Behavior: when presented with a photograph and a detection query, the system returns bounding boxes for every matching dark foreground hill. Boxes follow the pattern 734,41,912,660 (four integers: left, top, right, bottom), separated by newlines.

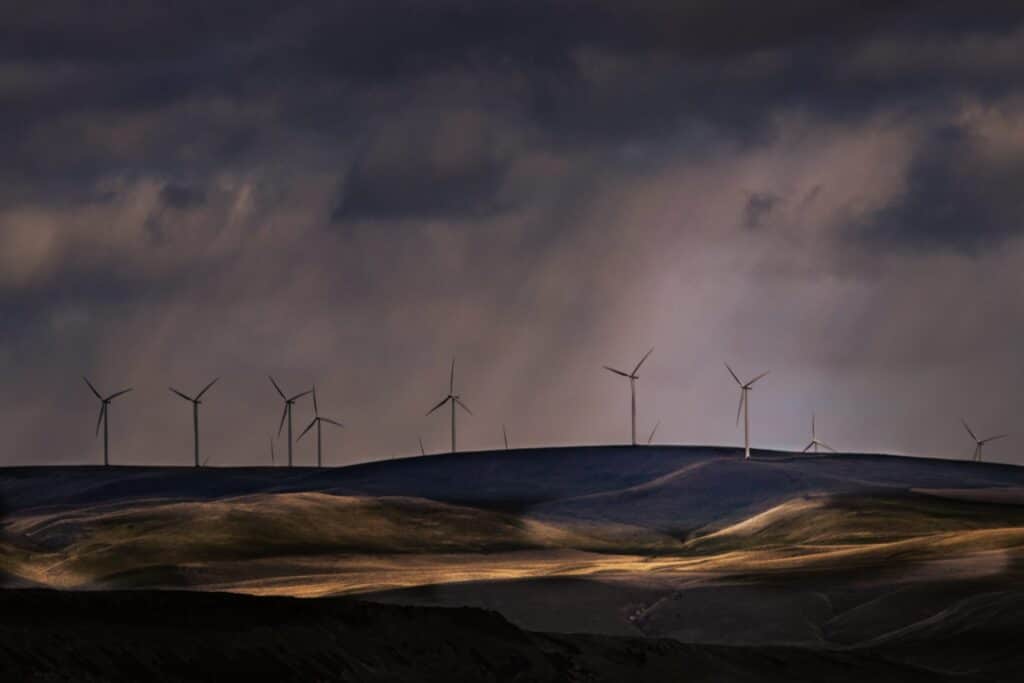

1,588,1017,682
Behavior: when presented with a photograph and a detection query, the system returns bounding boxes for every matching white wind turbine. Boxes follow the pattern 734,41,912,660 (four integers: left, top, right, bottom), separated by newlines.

269,376,312,467
83,377,132,466
426,358,472,453
962,419,1008,462
801,413,835,454
168,377,218,467
725,363,769,460
603,347,654,446
297,385,343,467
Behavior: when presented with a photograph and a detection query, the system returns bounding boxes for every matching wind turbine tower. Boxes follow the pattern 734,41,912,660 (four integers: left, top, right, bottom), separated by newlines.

603,348,654,446
169,377,219,467
83,377,132,466
427,358,472,453
725,363,769,460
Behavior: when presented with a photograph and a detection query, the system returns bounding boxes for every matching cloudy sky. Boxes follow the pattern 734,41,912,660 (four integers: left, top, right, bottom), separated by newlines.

2,1,1023,467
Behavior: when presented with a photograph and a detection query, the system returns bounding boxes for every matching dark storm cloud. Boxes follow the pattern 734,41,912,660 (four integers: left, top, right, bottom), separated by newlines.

160,183,207,209
858,124,1024,253
743,193,781,230
334,158,507,222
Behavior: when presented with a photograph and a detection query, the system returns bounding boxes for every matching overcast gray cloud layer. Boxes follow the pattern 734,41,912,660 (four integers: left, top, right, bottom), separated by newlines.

2,1,1023,466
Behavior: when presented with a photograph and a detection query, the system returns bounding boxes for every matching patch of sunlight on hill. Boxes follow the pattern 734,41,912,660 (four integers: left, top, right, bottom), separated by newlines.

4,492,681,587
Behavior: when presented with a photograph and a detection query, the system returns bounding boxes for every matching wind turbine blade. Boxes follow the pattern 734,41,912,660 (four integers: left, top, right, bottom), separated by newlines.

818,441,837,453
450,358,455,395
981,434,1009,444
961,419,978,442
747,370,770,386
647,420,660,445
802,442,813,453
632,347,654,375
196,377,219,400
724,363,741,386
321,417,343,428
83,376,102,400
107,388,132,401
169,387,192,402
297,419,316,441
419,437,425,456
603,366,630,378
277,405,288,437
736,391,744,426
269,376,286,399
426,396,450,415
312,385,319,416
289,389,313,402
95,404,106,436
455,397,472,415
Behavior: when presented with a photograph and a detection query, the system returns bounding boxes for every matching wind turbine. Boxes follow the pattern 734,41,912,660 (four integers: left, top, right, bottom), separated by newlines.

962,419,1008,462
269,376,312,467
168,377,218,467
725,363,769,460
801,413,835,454
298,385,343,467
647,420,660,446
503,425,509,450
603,347,654,446
83,377,132,466
426,358,472,453
270,436,276,465
419,436,426,456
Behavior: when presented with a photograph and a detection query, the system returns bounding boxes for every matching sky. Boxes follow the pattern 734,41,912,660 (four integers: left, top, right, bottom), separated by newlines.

2,1,1024,467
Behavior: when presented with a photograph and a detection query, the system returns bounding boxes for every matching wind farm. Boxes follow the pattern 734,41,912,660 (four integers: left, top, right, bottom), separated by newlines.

4,2,1024,679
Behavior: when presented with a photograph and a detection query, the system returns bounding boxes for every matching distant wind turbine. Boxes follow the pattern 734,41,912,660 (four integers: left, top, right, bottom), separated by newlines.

298,385,343,467
801,413,835,454
269,376,312,467
725,363,769,460
426,358,472,453
503,425,509,450
419,437,426,456
168,377,218,467
270,436,276,465
962,419,1008,462
647,420,660,446
604,347,654,446
83,377,132,466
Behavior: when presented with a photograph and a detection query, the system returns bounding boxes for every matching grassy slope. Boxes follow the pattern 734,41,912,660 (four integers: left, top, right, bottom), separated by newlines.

2,492,681,587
